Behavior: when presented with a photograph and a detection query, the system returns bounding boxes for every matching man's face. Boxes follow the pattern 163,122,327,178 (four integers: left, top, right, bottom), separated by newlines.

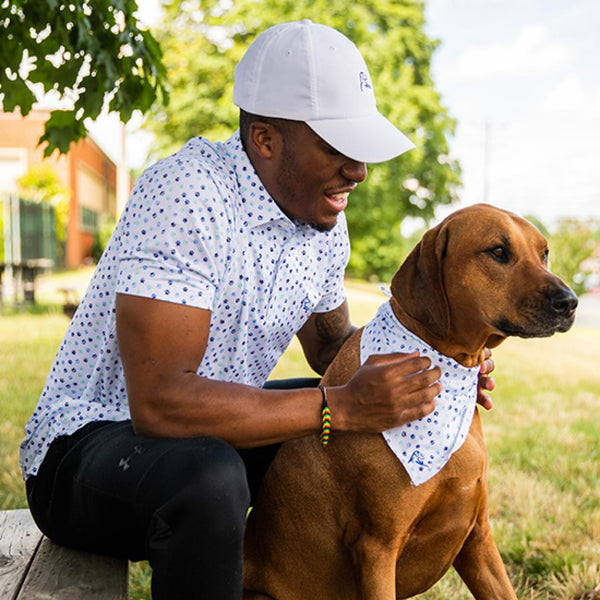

270,123,368,231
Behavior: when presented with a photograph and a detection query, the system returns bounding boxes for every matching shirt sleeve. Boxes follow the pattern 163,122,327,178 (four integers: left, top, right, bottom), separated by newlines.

115,155,232,309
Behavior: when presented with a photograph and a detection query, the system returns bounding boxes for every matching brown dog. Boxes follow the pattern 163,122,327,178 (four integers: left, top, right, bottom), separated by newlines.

243,203,578,600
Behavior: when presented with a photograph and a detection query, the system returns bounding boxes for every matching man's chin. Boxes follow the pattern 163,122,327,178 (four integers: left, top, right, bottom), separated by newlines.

312,221,336,233
301,216,338,233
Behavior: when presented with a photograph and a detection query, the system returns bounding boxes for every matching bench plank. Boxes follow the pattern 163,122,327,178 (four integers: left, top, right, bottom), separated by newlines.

0,509,42,600
17,537,128,600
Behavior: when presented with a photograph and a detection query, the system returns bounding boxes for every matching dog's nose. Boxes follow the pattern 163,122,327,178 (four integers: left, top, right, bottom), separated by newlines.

549,287,578,314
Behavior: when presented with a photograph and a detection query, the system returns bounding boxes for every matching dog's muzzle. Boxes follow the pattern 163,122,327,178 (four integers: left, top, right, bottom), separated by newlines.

495,285,578,338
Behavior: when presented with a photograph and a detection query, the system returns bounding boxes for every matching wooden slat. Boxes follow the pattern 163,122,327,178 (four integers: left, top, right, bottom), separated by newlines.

0,509,43,600
17,537,128,600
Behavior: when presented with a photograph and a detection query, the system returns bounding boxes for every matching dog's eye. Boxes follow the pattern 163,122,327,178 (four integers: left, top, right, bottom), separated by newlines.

543,248,549,264
487,246,509,263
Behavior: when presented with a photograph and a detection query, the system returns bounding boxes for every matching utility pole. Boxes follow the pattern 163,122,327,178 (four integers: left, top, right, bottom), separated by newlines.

483,120,491,204
116,121,130,218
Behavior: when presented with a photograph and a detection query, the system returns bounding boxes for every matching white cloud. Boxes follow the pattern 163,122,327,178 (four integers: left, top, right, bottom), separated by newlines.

426,0,600,222
455,25,571,81
593,88,600,112
542,76,587,112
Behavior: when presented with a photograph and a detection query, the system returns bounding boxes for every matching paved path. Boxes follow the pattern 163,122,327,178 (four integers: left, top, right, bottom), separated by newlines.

574,293,600,329
30,268,600,331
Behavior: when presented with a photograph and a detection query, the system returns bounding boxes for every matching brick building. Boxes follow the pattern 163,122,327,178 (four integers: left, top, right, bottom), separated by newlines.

0,109,118,268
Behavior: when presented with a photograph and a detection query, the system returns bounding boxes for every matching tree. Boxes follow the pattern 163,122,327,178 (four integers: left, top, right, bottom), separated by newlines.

0,0,168,156
547,218,599,297
145,0,461,280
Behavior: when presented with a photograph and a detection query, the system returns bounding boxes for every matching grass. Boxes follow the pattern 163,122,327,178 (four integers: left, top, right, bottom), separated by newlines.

1,272,599,598
415,328,600,600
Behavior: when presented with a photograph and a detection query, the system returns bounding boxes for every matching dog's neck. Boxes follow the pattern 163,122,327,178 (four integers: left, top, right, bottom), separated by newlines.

389,297,495,368
361,301,481,486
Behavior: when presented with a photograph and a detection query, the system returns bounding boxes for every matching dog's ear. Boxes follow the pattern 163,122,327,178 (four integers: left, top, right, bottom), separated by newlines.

390,221,450,340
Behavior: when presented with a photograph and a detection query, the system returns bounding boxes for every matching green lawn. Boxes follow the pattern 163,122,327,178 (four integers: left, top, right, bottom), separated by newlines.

1,277,599,598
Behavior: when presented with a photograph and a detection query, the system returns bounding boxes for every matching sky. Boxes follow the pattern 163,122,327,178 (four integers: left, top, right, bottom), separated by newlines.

424,0,600,226
88,0,600,228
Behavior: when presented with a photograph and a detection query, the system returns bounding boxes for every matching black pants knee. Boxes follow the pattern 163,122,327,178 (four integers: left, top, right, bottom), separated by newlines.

25,378,319,599
27,421,256,599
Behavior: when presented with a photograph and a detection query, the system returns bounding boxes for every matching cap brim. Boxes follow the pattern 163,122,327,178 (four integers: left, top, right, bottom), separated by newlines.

306,113,415,163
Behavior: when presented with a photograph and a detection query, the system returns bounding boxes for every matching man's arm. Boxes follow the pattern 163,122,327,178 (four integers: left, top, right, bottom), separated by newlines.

116,293,328,446
297,300,497,408
116,293,442,446
295,300,357,375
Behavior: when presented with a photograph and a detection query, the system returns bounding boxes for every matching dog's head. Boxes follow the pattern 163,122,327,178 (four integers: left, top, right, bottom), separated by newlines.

390,204,578,363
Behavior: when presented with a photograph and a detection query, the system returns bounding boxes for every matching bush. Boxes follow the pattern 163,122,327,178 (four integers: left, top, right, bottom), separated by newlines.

548,218,599,296
91,217,116,263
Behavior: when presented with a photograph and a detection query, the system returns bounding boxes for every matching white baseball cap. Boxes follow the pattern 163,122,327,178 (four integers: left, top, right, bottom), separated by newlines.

233,19,415,164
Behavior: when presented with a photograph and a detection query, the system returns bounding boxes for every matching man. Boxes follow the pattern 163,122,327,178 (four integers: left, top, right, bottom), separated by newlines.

21,20,494,599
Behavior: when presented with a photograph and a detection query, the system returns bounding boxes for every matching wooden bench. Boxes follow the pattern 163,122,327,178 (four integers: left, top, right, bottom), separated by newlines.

0,509,128,599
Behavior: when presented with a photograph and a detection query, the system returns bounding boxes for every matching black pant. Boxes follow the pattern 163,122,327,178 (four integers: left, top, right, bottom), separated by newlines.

26,378,319,600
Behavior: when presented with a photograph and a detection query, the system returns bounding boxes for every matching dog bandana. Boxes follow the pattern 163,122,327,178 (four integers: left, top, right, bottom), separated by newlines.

360,301,480,486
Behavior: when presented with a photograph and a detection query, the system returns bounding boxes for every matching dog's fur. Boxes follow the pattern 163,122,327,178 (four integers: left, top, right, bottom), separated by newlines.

243,204,578,600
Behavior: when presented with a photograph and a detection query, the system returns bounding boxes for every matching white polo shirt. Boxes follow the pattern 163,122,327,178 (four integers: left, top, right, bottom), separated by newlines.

20,131,350,479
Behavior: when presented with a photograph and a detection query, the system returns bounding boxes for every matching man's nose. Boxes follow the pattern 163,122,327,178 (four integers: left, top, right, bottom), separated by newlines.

342,160,368,183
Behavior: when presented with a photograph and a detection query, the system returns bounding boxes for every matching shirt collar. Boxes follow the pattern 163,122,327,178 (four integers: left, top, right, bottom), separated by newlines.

224,131,296,232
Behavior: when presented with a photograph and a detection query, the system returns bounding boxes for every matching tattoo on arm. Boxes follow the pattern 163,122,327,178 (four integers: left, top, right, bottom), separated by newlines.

315,308,351,341
314,303,356,368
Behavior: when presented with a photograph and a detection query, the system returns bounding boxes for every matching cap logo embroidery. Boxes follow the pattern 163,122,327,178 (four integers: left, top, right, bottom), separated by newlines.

359,72,372,92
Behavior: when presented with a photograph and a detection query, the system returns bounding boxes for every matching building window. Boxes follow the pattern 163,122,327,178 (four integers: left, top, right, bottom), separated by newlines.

80,205,99,232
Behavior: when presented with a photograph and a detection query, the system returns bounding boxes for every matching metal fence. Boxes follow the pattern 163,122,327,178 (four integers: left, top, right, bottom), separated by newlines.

1,195,57,304
1,195,56,265
19,198,56,263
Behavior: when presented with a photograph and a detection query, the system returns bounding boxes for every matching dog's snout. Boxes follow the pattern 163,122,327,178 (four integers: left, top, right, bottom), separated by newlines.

549,287,578,315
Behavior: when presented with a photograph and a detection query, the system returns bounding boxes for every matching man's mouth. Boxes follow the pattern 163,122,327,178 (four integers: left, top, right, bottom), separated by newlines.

325,191,349,212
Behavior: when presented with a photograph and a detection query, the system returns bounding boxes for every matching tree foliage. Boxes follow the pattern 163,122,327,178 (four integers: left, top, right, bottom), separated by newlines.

16,162,69,204
0,0,168,156
145,0,461,280
547,218,600,297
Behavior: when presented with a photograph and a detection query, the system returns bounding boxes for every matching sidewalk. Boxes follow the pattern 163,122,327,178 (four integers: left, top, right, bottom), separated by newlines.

575,293,600,329
34,266,96,305
18,266,600,330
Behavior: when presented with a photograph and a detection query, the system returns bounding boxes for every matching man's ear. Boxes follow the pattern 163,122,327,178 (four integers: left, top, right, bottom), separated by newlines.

248,121,280,159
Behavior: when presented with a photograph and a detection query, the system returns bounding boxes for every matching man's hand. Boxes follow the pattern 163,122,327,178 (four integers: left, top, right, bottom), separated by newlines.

477,348,495,410
327,352,442,433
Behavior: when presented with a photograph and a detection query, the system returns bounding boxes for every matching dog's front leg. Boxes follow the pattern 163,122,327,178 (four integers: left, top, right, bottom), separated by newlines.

351,533,404,600
453,516,517,600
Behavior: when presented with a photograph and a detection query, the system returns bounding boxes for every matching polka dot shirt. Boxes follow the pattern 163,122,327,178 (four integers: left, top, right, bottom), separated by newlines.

20,131,350,479
360,301,480,486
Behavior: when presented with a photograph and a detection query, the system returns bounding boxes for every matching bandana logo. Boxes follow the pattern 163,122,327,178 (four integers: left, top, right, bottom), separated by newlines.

408,450,427,468
359,72,372,92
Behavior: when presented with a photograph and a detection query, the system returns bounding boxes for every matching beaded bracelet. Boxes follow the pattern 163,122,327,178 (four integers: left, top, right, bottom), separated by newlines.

318,385,331,447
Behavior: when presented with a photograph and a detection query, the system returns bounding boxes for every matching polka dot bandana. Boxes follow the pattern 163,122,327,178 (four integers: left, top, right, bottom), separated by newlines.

360,301,480,486
20,131,350,480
